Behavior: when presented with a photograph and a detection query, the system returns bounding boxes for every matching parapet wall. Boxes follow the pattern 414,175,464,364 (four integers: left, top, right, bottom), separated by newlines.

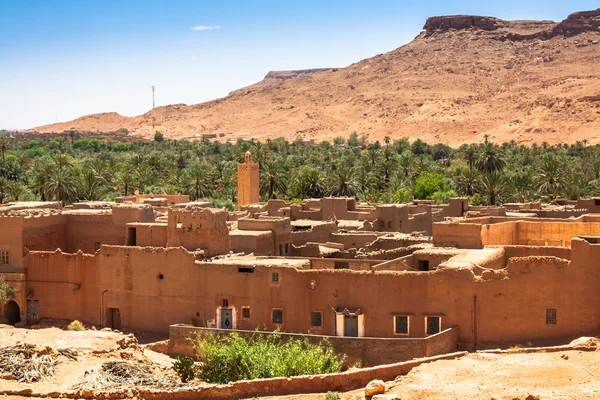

168,325,459,367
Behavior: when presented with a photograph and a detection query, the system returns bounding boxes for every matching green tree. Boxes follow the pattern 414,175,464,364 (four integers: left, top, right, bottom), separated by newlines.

413,172,446,200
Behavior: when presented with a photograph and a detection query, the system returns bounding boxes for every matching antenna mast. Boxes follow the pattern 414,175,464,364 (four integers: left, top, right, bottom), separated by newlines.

151,85,156,128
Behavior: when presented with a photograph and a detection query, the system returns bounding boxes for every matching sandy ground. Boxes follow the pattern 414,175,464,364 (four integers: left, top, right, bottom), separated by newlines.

2,324,600,399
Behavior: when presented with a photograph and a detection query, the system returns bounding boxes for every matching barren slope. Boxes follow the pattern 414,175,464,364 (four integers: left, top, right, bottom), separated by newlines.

33,10,600,145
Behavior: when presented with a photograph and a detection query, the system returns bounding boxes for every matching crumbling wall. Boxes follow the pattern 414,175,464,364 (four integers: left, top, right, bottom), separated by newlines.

167,207,230,256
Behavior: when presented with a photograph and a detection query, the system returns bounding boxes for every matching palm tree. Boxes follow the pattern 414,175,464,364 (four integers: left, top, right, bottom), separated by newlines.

454,168,479,196
475,142,506,173
260,161,287,199
182,162,213,200
477,172,506,205
0,138,9,162
562,173,589,200
536,153,565,199
398,153,413,178
44,166,78,204
462,144,478,171
294,166,326,198
330,165,358,197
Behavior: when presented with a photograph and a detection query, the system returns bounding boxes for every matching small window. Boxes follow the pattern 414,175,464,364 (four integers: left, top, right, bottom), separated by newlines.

272,308,283,324
272,272,280,283
0,251,8,265
546,308,557,325
388,221,392,228
222,299,229,307
425,316,441,335
417,260,429,271
334,261,349,270
311,311,322,327
238,267,254,273
242,307,251,319
394,316,409,335
285,243,289,254
279,244,283,255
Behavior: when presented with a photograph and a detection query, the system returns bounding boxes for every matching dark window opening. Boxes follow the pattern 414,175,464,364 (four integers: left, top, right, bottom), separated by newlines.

196,312,200,317
546,308,557,325
222,299,229,307
279,244,283,255
272,272,279,283
417,260,430,271
594,199,600,206
311,311,322,327
238,267,254,273
0,251,8,265
158,273,164,280
292,225,311,232
334,261,349,270
285,243,289,254
242,307,251,319
272,309,283,324
426,316,441,335
394,316,409,334
127,228,137,246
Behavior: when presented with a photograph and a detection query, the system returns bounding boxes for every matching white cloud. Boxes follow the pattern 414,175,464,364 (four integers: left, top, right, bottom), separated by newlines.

191,25,221,31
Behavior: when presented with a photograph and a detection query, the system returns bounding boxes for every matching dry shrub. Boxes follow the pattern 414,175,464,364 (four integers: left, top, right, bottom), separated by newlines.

67,320,85,331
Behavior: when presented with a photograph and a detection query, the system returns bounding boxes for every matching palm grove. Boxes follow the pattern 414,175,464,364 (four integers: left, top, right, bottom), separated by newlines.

0,132,598,209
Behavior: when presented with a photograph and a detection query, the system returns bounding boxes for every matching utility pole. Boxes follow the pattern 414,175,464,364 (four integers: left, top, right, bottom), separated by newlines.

151,85,156,128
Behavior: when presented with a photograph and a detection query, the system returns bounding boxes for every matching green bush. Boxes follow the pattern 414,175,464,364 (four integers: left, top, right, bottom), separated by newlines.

413,172,446,200
0,276,15,303
193,332,344,383
325,392,340,400
117,128,129,134
172,355,196,382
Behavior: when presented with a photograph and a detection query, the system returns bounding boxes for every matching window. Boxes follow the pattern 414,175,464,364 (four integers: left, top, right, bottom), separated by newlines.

238,267,254,273
272,272,280,283
334,261,349,269
285,243,289,254
311,311,323,327
0,251,8,265
394,316,409,335
417,260,429,271
222,299,229,307
242,307,251,319
272,308,283,324
546,308,557,325
426,316,441,335
279,244,283,255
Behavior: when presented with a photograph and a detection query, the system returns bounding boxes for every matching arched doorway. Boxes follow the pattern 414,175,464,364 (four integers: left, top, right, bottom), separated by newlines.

4,300,20,325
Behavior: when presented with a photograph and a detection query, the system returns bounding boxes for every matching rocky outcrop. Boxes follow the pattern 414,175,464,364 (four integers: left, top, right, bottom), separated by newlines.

554,9,600,34
229,68,334,95
424,15,506,33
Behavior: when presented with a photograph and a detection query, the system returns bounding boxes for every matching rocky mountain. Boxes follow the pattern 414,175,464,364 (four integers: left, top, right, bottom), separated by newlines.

32,9,600,145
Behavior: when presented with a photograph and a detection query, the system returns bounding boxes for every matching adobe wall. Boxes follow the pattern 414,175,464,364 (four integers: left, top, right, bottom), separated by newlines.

229,230,274,256
168,326,459,367
292,221,337,246
23,242,600,345
238,217,291,256
126,223,168,247
432,222,483,248
515,221,600,246
65,213,123,253
481,221,518,246
330,232,378,249
20,214,68,268
167,208,230,256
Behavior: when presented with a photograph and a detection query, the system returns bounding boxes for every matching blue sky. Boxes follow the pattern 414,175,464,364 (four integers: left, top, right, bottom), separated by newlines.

1,0,598,129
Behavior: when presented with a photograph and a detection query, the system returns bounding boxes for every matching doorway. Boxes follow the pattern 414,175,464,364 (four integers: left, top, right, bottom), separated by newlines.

343,315,358,337
107,308,121,330
27,300,39,325
220,308,233,329
4,300,20,325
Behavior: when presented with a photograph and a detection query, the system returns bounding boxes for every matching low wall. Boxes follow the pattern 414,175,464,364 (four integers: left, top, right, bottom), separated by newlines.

168,325,459,367
0,352,467,399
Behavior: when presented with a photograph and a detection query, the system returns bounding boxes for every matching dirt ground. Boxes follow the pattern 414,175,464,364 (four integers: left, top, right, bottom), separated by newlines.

2,323,600,399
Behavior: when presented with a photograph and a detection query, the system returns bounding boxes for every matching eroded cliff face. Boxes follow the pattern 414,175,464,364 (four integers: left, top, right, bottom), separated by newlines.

424,9,600,39
229,68,334,95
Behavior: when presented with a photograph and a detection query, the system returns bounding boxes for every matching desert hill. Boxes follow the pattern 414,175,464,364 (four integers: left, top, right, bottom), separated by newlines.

32,9,600,145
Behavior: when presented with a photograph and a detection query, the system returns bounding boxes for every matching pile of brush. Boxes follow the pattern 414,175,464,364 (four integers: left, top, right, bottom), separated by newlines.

0,343,60,382
73,360,178,391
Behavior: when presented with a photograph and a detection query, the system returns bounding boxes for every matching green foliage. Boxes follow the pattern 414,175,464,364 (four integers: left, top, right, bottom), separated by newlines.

154,131,164,142
67,320,85,331
211,198,236,211
117,128,129,134
325,392,340,400
0,277,15,303
413,172,446,200
172,355,196,383
193,332,344,384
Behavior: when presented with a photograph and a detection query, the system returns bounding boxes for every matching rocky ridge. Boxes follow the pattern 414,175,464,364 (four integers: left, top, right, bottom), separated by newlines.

32,9,600,146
